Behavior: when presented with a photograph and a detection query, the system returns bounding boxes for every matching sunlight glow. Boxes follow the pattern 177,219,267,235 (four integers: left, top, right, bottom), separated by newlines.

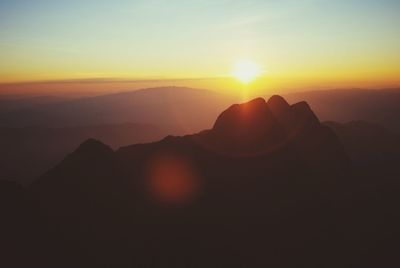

231,60,262,84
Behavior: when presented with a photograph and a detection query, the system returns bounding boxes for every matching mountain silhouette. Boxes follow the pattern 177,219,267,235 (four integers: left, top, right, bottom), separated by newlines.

1,88,399,187
27,96,368,267
267,95,349,168
0,122,180,185
210,98,286,155
2,95,397,267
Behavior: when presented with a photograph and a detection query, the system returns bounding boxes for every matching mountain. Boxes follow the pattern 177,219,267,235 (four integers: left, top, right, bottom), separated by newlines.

29,96,398,268
284,89,400,131
2,96,399,267
267,95,348,168
0,87,234,185
34,95,349,202
2,87,399,184
0,123,181,185
2,87,399,186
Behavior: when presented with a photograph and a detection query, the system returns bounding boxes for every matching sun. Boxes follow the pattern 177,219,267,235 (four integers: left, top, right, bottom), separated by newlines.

231,60,262,84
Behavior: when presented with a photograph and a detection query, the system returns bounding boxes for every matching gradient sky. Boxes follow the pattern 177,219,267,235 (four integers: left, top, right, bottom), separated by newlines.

0,0,399,94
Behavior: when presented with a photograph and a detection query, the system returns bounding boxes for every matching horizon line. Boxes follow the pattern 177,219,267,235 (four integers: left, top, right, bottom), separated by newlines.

0,76,234,86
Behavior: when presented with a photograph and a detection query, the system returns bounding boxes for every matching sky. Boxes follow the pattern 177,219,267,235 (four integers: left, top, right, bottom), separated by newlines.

0,0,399,95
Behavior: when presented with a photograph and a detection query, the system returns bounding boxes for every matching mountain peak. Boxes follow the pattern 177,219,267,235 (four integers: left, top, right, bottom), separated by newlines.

208,96,348,166
211,98,285,154
267,95,290,110
213,98,278,131
291,101,320,126
74,138,114,156
213,98,269,131
267,95,292,128
244,97,267,106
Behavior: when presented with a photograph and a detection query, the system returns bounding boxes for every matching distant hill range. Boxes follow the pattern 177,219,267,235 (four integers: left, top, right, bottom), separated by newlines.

0,87,399,131
284,88,400,131
0,87,236,132
0,87,400,130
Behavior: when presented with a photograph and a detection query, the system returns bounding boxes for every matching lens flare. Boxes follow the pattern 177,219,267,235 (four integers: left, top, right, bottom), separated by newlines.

147,154,200,205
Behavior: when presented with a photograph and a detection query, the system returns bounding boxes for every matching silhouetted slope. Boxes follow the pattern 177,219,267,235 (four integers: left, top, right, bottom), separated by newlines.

29,140,124,268
0,122,178,185
32,138,115,200
267,96,348,169
0,180,52,267
325,120,400,165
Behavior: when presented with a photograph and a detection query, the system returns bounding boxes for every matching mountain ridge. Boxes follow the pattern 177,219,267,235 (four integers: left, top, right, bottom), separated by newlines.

7,95,399,267
33,95,349,194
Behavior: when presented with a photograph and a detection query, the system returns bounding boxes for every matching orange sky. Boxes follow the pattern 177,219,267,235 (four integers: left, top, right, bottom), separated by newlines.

1,0,399,96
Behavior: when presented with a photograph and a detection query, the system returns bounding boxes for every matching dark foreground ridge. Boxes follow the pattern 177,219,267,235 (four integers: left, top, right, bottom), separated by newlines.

2,96,399,268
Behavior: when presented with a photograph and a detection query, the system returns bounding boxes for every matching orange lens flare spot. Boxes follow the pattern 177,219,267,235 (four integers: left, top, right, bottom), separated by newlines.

147,154,199,205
